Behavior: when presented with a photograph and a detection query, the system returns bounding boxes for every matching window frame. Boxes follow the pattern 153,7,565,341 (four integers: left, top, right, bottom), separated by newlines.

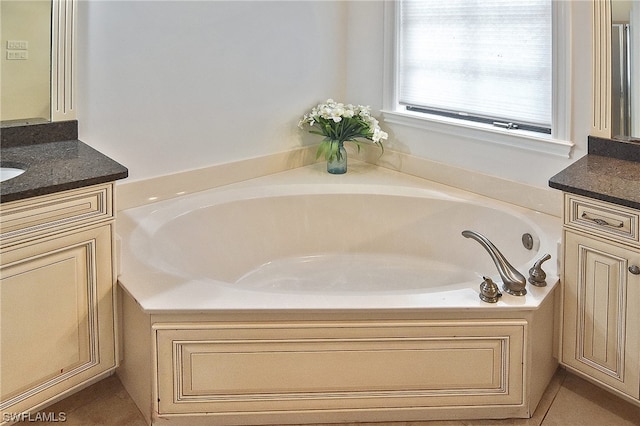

381,0,574,158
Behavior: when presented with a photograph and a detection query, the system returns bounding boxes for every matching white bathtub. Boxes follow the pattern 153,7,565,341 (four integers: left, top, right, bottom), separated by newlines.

119,163,559,311
116,162,561,425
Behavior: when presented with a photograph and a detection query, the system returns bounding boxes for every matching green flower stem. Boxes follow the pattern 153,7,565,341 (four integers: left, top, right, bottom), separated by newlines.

311,117,382,161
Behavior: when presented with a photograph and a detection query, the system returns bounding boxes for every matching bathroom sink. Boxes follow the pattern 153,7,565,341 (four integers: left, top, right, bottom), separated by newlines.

0,166,26,182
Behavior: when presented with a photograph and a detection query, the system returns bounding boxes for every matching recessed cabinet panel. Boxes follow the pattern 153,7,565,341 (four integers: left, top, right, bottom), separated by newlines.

578,242,625,375
156,321,526,415
1,245,94,401
183,341,500,395
0,225,115,414
563,230,640,399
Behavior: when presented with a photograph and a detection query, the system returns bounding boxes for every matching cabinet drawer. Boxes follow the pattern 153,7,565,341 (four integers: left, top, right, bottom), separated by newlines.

564,194,639,245
0,184,113,244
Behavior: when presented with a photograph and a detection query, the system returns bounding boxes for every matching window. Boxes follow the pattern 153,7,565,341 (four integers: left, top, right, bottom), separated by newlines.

399,0,551,133
384,0,572,156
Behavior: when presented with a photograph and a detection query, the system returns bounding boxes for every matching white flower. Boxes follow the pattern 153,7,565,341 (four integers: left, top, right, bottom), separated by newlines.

372,128,388,143
299,98,387,156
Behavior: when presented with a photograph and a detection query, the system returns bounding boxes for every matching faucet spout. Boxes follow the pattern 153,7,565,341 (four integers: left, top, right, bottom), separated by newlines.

462,230,527,296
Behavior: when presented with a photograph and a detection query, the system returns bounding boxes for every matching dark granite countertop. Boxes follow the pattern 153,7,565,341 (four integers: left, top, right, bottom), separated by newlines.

1,122,128,203
1,140,128,203
549,136,640,210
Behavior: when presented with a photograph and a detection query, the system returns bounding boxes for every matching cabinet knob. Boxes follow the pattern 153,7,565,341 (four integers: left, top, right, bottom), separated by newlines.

629,265,640,275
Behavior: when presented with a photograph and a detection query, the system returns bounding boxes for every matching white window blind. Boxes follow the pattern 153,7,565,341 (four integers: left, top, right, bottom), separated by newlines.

398,0,552,132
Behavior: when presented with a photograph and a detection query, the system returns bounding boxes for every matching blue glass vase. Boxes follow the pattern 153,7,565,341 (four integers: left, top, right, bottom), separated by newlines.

327,141,347,174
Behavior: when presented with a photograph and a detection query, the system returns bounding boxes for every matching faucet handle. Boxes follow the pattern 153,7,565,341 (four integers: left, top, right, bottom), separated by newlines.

479,276,502,303
528,253,551,286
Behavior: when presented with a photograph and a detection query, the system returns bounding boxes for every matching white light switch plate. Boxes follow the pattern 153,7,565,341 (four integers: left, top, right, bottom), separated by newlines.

7,40,28,50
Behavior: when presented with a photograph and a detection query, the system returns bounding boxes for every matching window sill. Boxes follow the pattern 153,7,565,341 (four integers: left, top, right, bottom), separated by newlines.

381,109,574,158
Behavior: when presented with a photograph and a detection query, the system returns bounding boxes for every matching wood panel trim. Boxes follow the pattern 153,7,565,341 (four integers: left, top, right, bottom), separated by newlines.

154,320,526,415
592,0,612,137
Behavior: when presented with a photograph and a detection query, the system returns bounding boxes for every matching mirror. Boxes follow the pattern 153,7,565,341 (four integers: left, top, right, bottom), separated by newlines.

0,0,76,127
0,1,51,124
611,0,638,139
592,0,639,141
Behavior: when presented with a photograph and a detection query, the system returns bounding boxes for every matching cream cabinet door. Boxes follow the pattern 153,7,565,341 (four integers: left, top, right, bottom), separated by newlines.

0,224,116,416
562,230,640,399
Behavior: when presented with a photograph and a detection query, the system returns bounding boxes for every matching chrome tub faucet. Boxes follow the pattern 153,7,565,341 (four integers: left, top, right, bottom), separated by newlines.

462,230,527,296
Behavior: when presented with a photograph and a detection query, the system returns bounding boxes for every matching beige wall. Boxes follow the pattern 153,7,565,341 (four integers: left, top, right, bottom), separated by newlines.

76,1,348,180
0,1,51,122
76,1,594,190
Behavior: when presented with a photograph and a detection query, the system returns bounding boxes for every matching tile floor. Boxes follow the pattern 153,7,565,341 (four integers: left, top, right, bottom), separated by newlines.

39,367,640,425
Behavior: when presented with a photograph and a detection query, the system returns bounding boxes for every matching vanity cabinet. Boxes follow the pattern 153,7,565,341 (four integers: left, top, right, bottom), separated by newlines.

0,184,118,420
561,193,640,404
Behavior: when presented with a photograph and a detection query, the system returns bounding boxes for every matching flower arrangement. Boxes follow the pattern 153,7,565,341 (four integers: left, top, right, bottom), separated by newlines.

298,99,387,162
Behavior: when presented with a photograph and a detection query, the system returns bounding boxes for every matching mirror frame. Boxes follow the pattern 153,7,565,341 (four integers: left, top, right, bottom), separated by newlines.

592,0,611,138
51,0,76,121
